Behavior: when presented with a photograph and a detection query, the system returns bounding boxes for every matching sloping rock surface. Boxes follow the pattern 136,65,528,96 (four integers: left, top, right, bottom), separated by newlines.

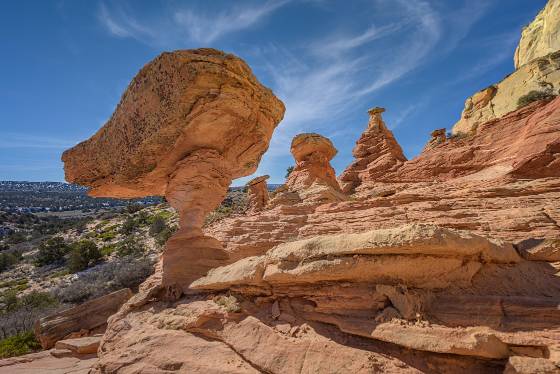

515,0,560,69
454,0,560,135
34,288,131,349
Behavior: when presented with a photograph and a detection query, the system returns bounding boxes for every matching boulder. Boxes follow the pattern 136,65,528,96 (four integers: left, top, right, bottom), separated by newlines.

245,175,269,213
54,336,101,355
339,107,406,193
34,288,131,349
516,238,560,262
62,49,285,292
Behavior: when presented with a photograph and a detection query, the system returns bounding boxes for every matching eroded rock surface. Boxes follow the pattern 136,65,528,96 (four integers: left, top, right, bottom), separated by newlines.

339,107,406,194
270,133,346,206
515,0,560,69
34,288,131,349
246,175,269,213
453,0,560,135
62,48,285,292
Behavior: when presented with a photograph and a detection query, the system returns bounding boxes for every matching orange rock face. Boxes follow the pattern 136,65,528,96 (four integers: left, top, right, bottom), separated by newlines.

286,133,341,193
62,48,285,292
246,175,269,213
62,49,284,199
339,107,406,193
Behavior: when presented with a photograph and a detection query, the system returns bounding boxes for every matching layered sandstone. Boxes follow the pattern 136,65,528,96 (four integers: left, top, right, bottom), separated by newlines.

339,107,406,193
97,225,560,373
515,0,560,68
245,175,269,213
50,4,560,373
396,98,560,181
34,288,131,349
271,133,345,205
62,48,285,292
453,0,560,135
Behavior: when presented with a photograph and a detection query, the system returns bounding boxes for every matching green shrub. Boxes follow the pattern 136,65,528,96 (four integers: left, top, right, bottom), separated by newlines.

285,166,294,178
517,90,556,108
155,226,176,246
149,217,167,237
100,244,116,257
119,216,137,235
0,251,22,273
97,230,117,242
0,291,60,340
34,237,70,267
115,237,145,257
125,204,144,214
67,240,102,273
0,331,41,358
6,232,26,245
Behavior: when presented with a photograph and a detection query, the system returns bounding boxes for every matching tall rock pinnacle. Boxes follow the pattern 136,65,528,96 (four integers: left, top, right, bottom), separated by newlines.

339,107,406,193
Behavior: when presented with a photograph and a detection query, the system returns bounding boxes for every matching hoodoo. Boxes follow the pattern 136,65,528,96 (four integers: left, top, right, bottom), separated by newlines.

245,175,270,213
62,48,285,292
339,107,406,193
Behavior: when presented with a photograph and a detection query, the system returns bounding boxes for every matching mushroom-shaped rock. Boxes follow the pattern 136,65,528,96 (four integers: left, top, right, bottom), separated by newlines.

339,107,406,194
245,175,270,213
282,133,345,204
286,133,340,192
62,48,285,293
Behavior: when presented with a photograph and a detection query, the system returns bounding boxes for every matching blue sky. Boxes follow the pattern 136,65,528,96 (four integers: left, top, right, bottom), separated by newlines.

0,0,547,185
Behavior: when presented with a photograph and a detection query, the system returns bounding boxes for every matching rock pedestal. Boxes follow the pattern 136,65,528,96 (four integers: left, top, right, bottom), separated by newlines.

283,133,345,203
339,107,406,193
245,175,269,213
62,49,285,294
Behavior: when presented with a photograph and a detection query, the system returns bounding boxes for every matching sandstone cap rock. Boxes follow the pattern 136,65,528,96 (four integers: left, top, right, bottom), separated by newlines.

290,133,337,162
62,48,285,198
246,175,269,187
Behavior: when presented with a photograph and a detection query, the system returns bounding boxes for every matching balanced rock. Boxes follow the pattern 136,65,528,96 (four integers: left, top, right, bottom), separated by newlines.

515,0,560,69
62,49,285,292
245,175,269,213
283,133,345,203
339,107,406,193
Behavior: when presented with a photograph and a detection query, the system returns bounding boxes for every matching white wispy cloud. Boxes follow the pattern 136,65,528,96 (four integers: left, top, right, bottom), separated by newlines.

0,133,77,149
174,0,291,44
98,0,290,46
311,23,403,57
98,2,154,40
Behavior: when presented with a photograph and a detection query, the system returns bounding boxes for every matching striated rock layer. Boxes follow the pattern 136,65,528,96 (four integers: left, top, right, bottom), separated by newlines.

339,107,406,194
62,48,285,293
208,98,560,263
97,224,560,373
453,0,560,135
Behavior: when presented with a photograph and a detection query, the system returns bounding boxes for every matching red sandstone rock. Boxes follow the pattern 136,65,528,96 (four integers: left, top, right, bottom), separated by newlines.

286,133,341,192
246,175,269,213
339,107,406,193
34,288,131,349
269,133,346,206
62,49,285,292
393,98,560,182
